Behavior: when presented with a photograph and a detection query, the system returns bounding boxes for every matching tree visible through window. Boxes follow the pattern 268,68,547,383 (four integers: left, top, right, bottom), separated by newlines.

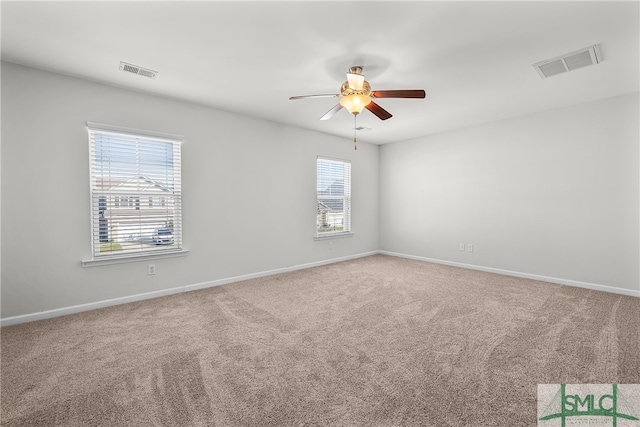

88,123,182,258
317,157,351,235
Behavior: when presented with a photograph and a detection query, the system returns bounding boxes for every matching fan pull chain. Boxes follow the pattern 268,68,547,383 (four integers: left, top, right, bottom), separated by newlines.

353,115,357,150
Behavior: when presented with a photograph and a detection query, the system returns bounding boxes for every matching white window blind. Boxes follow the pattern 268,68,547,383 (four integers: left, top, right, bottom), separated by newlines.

317,157,351,235
88,123,182,259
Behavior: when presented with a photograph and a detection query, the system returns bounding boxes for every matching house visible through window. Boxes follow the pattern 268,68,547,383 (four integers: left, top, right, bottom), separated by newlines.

317,156,351,236
88,122,182,259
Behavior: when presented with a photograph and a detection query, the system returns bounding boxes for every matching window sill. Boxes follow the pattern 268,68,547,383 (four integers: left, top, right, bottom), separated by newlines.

82,249,189,267
314,232,354,241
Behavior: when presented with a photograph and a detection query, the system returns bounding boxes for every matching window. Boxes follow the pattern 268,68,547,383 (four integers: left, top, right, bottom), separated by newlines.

87,122,182,260
316,156,351,236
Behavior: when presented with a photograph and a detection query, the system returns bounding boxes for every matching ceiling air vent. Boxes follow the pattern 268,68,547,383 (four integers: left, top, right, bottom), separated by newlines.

532,45,600,79
119,61,158,79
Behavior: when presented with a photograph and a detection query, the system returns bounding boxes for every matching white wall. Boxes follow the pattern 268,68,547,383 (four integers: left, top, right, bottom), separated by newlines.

380,92,639,293
1,62,379,319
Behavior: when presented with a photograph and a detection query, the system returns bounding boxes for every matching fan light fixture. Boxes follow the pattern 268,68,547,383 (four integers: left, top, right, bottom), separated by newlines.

339,93,371,115
289,65,426,150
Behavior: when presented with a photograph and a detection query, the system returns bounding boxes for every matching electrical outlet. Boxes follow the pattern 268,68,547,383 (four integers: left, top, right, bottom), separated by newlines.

467,244,474,252
148,264,156,275
459,243,465,251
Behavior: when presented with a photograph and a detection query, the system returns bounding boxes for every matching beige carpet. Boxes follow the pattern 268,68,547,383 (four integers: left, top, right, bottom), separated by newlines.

1,254,639,426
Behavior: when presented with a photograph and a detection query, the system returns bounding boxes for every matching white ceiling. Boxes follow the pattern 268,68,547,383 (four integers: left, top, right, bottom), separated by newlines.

2,1,638,145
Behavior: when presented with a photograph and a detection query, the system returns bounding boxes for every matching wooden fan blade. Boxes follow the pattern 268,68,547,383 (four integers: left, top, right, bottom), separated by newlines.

365,101,392,120
289,94,341,100
320,103,344,120
370,89,426,99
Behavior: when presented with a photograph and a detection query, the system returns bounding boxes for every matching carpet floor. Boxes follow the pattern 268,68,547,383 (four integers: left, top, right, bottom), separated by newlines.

1,254,639,426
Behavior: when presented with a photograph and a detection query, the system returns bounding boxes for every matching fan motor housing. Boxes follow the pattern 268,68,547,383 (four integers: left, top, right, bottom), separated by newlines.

341,80,371,96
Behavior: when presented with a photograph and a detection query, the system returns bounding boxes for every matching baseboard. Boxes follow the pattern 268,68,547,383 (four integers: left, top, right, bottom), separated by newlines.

0,286,186,327
4,249,635,326
379,250,640,298
0,251,378,327
185,251,379,292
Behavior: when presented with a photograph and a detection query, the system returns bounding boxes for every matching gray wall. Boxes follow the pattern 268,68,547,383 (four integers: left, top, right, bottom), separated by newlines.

1,62,379,318
380,92,639,292
2,61,639,320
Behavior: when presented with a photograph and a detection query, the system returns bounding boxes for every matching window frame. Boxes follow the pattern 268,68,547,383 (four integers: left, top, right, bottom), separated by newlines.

315,156,353,240
82,122,188,267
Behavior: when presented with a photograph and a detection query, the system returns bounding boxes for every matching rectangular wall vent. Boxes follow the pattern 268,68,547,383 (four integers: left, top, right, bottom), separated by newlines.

532,45,600,79
119,61,158,79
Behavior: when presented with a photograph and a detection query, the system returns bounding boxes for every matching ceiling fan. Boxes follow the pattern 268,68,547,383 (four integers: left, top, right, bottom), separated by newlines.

289,66,426,149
